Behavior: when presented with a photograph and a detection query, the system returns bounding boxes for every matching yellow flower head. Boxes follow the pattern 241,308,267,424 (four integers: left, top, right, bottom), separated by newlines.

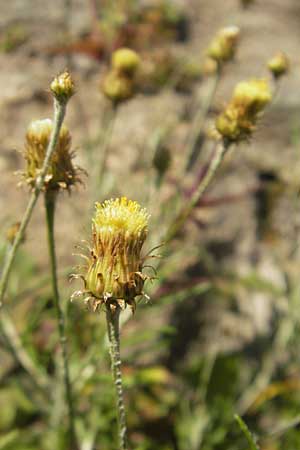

112,48,140,76
232,79,272,115
267,52,290,79
22,118,81,191
102,70,134,104
216,78,272,143
207,26,240,64
75,198,150,313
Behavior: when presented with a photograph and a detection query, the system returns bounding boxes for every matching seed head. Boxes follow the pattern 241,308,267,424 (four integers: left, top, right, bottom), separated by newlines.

267,52,289,79
21,118,81,191
216,78,272,143
207,26,240,64
74,198,151,313
112,48,140,76
50,71,75,103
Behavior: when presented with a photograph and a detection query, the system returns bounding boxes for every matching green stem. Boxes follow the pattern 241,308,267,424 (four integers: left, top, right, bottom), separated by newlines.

166,141,228,243
106,307,128,450
0,309,49,392
185,68,221,173
44,191,78,450
0,99,67,306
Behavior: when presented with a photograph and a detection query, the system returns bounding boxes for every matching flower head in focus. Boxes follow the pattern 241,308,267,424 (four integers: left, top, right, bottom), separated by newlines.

72,197,152,313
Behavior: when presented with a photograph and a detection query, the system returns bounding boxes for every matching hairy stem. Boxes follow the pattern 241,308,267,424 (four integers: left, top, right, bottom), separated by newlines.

185,67,221,172
166,141,229,243
106,307,128,450
0,99,66,306
45,191,78,450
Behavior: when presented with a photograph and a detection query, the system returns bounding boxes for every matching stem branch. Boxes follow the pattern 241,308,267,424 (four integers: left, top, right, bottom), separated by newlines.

166,141,228,243
185,68,221,172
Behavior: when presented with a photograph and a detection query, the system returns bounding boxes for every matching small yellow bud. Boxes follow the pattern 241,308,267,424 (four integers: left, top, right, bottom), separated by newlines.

216,78,272,143
112,48,140,76
102,70,134,104
267,52,289,79
216,104,253,142
50,71,75,102
74,197,150,313
22,118,81,191
232,79,272,115
207,26,240,63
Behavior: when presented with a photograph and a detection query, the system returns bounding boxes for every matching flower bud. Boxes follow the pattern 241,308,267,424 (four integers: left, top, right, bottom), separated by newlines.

216,78,272,143
22,118,80,191
207,26,240,64
50,71,75,103
112,48,140,76
267,52,289,79
75,198,150,313
232,79,272,115
102,70,134,104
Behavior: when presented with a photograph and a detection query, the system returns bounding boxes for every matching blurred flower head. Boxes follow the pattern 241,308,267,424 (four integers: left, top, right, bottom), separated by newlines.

21,118,81,192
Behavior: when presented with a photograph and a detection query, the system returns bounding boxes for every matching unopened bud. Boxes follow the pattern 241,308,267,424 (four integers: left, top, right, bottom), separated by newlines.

267,52,289,79
112,48,140,76
50,71,75,103
207,26,240,64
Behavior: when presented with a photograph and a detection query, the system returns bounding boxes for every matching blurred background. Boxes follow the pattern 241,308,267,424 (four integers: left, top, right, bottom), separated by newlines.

1,0,300,449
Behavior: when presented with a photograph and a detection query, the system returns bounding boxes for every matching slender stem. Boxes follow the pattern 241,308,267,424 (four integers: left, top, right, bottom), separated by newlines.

185,68,221,173
0,308,49,391
106,307,128,450
166,141,228,243
0,99,66,306
44,191,78,450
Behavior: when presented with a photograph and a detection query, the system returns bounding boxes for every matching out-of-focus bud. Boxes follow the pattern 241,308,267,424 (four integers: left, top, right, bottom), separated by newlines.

50,71,75,103
216,78,272,143
232,79,272,115
153,144,171,179
102,70,134,104
207,26,240,64
267,52,290,79
112,48,140,76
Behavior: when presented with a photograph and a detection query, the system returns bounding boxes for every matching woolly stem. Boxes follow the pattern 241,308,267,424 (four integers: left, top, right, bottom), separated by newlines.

106,307,128,450
44,191,78,450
